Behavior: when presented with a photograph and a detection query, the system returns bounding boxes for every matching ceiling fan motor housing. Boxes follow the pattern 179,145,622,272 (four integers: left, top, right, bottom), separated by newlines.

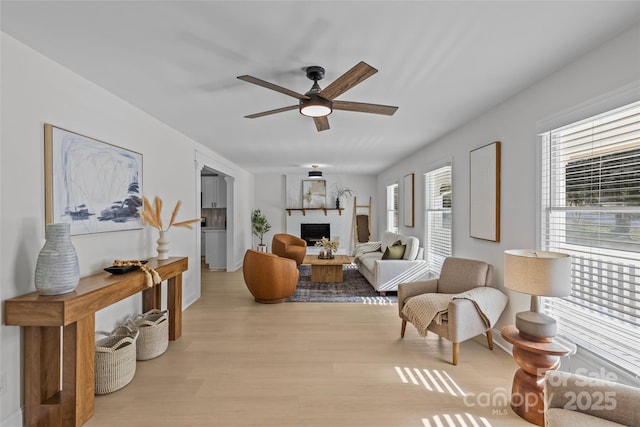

305,66,325,81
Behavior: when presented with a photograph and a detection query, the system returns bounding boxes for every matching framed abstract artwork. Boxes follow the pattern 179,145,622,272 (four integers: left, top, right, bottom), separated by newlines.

469,141,501,242
302,179,326,208
44,124,143,235
403,173,414,227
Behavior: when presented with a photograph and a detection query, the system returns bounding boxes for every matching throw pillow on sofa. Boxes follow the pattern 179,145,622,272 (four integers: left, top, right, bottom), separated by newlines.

382,241,406,260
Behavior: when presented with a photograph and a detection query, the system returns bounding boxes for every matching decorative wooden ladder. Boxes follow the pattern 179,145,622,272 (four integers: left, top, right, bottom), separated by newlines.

353,196,372,246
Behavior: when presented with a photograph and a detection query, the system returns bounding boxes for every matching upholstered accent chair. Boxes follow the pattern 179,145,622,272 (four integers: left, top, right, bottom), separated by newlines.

242,249,299,304
398,257,508,365
272,233,307,266
545,370,640,426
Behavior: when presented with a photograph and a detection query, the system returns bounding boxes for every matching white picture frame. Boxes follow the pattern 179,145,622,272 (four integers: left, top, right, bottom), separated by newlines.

45,124,143,235
469,141,500,241
403,173,414,227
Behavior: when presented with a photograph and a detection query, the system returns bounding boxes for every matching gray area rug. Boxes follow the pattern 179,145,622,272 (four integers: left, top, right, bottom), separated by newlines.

288,264,397,304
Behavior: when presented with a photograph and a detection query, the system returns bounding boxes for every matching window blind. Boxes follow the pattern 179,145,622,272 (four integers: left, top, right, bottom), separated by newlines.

424,165,452,273
540,100,640,376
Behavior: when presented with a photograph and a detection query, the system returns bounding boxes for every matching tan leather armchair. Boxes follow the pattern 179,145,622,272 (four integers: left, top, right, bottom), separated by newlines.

272,233,307,266
243,249,299,304
398,257,508,365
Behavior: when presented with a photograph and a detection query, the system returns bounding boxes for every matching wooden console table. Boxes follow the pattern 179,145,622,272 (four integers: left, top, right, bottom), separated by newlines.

501,325,576,426
4,256,188,427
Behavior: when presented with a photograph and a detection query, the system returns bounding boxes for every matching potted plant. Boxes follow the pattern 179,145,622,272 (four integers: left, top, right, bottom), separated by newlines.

334,185,355,209
315,236,340,259
251,209,271,251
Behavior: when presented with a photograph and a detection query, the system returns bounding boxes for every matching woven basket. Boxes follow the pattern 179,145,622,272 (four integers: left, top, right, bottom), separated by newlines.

127,309,169,361
94,327,139,395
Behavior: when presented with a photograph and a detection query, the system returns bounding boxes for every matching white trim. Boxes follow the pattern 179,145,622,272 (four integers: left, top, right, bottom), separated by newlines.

0,408,24,427
536,80,640,134
536,80,640,250
420,157,453,177
536,91,640,380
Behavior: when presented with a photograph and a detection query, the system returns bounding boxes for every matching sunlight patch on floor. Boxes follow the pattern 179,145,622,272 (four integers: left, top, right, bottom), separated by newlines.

360,296,395,305
422,413,492,427
394,366,466,396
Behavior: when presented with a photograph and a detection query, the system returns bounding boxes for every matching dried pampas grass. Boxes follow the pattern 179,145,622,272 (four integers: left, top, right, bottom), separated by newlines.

142,196,200,231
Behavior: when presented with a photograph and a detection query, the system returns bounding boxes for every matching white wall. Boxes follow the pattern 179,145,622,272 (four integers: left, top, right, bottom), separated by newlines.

253,173,376,252
378,23,640,371
0,33,253,425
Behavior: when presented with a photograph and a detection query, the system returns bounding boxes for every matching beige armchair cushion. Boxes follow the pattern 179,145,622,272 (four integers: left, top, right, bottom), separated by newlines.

545,370,640,426
398,257,506,365
437,257,493,293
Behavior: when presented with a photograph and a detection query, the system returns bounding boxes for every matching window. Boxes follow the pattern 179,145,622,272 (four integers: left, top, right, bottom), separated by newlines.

386,183,399,233
540,100,640,376
424,165,452,274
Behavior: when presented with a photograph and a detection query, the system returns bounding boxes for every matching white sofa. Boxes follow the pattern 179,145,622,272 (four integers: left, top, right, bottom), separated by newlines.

353,231,429,293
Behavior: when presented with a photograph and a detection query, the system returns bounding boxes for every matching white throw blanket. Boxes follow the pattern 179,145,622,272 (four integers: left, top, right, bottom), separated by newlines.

402,287,507,337
352,241,382,259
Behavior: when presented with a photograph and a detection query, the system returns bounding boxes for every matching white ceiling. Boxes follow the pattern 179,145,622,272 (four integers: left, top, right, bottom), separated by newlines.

3,1,640,175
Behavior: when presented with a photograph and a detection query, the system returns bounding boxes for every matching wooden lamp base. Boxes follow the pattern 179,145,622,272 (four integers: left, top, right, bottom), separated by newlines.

501,325,576,426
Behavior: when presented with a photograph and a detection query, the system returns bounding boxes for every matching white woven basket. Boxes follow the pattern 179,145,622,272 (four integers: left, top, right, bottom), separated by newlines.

94,327,139,395
127,309,169,361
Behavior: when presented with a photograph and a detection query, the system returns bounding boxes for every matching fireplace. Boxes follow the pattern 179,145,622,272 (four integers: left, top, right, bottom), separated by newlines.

300,223,330,246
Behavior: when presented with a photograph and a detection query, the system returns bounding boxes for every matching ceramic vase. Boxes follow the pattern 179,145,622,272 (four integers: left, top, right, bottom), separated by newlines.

157,230,170,260
34,223,80,295
335,198,340,209
326,249,334,259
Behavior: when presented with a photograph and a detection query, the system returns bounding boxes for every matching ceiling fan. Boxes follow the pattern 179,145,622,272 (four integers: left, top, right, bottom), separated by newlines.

237,61,398,132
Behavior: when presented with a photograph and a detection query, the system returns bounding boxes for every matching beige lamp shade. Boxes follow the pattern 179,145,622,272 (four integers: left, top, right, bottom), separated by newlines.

504,249,571,297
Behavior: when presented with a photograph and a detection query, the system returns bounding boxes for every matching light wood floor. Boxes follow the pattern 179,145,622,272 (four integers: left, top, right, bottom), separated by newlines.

85,265,530,427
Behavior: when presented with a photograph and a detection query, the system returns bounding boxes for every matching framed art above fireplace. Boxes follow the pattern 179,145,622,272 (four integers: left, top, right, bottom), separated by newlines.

302,179,326,208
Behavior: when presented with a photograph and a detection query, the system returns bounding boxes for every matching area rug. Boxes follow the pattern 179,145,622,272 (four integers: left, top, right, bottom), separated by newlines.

288,264,397,304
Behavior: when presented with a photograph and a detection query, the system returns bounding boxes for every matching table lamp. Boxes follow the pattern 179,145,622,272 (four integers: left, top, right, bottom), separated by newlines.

504,249,571,342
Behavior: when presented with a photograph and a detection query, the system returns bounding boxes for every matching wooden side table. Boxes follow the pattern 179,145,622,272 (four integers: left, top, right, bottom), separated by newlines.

4,257,188,427
501,325,576,426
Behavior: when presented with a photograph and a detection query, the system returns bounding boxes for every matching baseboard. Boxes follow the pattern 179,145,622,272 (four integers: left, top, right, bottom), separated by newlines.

491,327,512,355
0,408,23,427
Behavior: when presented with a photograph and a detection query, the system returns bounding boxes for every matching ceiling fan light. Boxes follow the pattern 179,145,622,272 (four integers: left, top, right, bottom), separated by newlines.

308,164,323,178
300,95,333,117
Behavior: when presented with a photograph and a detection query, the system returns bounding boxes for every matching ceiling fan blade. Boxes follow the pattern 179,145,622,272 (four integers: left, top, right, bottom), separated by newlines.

333,100,398,116
237,75,310,100
318,61,378,100
313,116,330,132
244,105,299,119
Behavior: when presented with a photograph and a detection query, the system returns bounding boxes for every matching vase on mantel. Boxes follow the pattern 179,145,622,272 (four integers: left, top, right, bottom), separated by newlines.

335,198,340,209
156,230,170,260
34,223,80,295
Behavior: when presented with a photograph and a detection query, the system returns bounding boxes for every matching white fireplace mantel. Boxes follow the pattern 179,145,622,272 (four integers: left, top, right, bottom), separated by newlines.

286,208,349,254
285,208,344,216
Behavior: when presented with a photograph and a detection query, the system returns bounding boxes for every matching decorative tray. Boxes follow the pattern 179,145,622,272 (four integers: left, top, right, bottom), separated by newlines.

104,260,148,274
